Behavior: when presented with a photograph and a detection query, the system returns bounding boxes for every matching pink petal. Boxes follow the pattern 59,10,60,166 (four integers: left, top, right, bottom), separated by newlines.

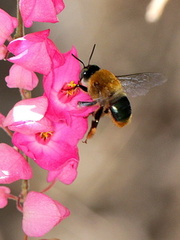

22,191,70,237
0,45,7,60
0,113,5,127
0,186,10,208
8,29,50,55
53,200,70,220
9,116,54,135
4,96,48,132
5,64,39,90
7,30,65,74
7,30,52,75
47,158,78,184
19,0,65,28
55,116,88,145
0,143,33,184
52,0,65,14
0,9,18,45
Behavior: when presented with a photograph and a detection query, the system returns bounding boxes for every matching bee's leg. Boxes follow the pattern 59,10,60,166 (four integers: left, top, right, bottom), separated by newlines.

104,108,109,114
84,106,104,143
78,100,98,107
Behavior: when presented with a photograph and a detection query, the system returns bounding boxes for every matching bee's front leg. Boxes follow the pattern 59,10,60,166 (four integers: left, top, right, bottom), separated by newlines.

78,100,98,107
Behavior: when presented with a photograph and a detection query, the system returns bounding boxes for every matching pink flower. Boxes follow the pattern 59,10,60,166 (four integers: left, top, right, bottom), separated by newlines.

12,116,87,170
0,186,11,208
4,94,87,171
47,158,79,184
3,96,50,134
0,45,7,60
7,30,65,75
0,143,33,184
5,64,39,90
0,9,18,45
22,191,70,237
44,47,98,123
19,0,65,28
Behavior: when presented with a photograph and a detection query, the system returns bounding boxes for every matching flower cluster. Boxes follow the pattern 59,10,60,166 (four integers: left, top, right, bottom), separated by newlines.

0,0,95,238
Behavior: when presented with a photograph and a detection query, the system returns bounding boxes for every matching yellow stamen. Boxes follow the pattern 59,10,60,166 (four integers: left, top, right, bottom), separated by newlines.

39,131,53,140
63,81,77,96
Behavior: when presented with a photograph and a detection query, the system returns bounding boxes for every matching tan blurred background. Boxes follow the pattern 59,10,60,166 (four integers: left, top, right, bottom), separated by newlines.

0,0,180,239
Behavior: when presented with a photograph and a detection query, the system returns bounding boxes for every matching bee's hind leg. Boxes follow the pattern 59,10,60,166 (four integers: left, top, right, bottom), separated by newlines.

84,106,104,143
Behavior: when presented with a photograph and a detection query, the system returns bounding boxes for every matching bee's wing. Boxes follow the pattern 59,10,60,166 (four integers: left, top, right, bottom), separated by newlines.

117,72,167,97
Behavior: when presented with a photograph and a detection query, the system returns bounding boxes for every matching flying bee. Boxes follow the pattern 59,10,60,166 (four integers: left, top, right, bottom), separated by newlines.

72,45,167,142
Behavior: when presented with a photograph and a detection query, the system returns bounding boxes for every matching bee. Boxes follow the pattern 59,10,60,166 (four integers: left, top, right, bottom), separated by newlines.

72,45,167,143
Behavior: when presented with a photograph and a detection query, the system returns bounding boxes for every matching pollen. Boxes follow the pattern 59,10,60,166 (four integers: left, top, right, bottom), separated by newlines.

62,81,77,96
40,131,53,140
67,81,77,88
36,131,54,144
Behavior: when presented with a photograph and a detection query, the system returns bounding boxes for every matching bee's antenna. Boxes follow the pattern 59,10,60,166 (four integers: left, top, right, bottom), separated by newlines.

72,54,85,68
72,44,96,67
88,44,96,65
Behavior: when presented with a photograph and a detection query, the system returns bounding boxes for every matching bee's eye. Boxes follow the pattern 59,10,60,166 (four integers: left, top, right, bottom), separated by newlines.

83,70,87,76
80,68,88,80
80,65,100,80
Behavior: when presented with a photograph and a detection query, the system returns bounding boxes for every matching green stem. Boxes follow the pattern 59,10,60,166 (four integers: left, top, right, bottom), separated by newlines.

15,0,31,207
20,155,30,200
21,179,29,199
14,0,24,38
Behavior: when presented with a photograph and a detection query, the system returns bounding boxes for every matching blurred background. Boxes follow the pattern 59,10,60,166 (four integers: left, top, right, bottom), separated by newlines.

0,0,180,239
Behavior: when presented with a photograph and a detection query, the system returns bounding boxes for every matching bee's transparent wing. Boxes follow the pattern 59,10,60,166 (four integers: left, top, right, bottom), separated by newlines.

117,72,167,97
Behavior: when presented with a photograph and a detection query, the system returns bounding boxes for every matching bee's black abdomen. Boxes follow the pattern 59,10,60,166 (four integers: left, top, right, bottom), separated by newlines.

110,96,131,122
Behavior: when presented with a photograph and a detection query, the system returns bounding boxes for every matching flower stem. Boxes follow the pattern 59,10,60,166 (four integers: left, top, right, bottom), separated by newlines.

8,194,18,201
21,155,30,198
19,88,32,99
40,180,57,193
14,0,24,39
21,179,29,198
15,0,31,215
2,126,13,138
24,234,28,240
13,3,30,240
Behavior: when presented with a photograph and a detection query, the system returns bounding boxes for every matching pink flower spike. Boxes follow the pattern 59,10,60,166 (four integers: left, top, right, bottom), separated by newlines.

47,158,79,184
3,96,49,134
0,186,11,208
0,9,18,45
0,143,33,184
22,191,70,237
5,64,39,90
19,0,65,28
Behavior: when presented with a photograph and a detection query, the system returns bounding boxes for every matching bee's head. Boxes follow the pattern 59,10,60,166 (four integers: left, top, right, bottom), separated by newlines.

80,65,100,81
72,44,100,84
